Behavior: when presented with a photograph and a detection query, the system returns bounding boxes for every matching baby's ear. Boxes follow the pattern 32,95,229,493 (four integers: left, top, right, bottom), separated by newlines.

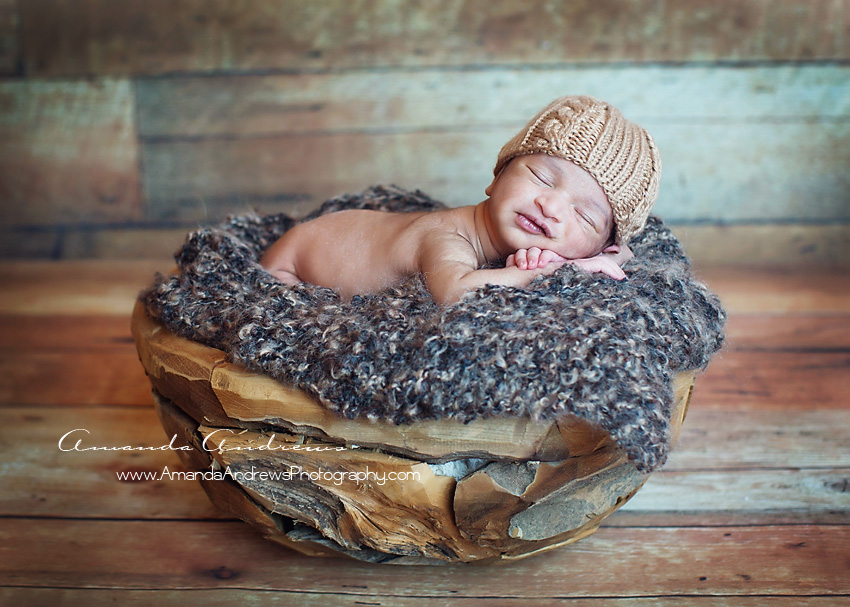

594,231,617,257
485,168,504,196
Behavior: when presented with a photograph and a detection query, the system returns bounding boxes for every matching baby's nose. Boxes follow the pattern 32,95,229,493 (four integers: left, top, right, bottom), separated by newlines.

535,195,563,221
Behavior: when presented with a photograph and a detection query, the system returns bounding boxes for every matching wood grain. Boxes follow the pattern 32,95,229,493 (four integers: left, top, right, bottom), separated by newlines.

664,409,850,470
0,0,18,76
0,406,224,519
139,121,850,224
0,260,164,315
208,354,613,462
136,66,850,138
623,467,850,521
0,315,137,350
0,79,141,227
0,590,846,607
133,303,696,562
19,0,849,77
694,350,850,410
133,64,850,228
61,227,187,262
7,2,849,269
0,349,153,406
1,262,848,409
5,339,848,410
2,0,848,591
722,315,850,351
673,225,850,269
694,266,850,316
1,519,847,596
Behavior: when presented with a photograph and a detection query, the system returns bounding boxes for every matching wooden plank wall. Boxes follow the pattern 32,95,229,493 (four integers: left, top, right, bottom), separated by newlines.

0,0,848,265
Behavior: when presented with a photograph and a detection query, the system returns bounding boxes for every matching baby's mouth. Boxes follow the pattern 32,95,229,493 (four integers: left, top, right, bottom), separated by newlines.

516,213,550,237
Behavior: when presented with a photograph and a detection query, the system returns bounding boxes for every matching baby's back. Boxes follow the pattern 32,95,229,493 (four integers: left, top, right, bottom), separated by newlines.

264,209,430,300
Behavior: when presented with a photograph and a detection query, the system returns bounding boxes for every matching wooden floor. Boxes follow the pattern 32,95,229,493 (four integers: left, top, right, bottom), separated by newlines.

1,260,848,606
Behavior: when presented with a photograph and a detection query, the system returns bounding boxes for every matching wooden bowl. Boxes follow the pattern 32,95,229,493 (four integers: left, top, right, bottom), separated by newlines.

131,301,694,565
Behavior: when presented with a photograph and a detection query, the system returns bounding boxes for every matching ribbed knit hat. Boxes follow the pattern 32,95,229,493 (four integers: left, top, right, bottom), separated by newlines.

494,96,661,243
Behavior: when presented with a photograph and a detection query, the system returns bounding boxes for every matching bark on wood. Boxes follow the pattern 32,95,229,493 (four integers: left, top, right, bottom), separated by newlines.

211,358,610,462
134,301,611,462
133,300,697,563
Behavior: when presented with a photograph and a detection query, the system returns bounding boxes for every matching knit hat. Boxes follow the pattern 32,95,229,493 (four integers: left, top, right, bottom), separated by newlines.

494,96,661,243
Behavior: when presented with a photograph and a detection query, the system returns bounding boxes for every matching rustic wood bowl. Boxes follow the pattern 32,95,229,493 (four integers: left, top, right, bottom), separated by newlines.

131,301,694,565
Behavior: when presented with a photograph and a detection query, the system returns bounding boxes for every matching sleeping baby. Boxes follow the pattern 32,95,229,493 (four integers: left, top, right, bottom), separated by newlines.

260,95,661,305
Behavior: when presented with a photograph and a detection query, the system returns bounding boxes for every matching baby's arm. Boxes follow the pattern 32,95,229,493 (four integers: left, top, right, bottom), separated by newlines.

507,244,633,280
426,261,566,306
259,230,302,286
420,234,566,305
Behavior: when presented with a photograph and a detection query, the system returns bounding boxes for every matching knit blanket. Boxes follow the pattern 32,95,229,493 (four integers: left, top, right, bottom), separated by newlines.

140,185,726,472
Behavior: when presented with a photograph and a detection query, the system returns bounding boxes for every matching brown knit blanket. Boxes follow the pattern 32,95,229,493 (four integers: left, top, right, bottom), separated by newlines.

140,185,726,472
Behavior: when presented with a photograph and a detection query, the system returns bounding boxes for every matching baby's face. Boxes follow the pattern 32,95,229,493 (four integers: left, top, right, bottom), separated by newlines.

484,154,614,260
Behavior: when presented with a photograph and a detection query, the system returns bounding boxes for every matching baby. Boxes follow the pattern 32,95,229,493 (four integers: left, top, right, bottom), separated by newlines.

261,95,661,305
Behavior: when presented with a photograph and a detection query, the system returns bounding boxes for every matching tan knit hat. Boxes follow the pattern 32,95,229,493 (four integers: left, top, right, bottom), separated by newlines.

494,96,661,243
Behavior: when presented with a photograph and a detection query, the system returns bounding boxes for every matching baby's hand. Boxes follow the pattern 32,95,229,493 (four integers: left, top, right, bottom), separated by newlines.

600,243,633,267
506,247,568,270
568,244,633,281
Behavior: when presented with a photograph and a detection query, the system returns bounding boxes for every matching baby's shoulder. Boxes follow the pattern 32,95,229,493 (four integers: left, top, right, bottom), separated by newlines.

411,209,478,263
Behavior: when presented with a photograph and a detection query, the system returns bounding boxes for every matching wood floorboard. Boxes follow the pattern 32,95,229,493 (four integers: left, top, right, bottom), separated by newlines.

722,315,850,351
2,589,848,607
0,406,224,519
1,519,847,596
0,350,153,406
692,353,850,410
692,266,850,315
0,260,167,316
0,315,136,350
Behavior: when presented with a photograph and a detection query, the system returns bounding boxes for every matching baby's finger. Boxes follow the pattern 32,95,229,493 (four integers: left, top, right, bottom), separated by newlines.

513,248,530,269
587,257,625,280
526,247,542,269
538,249,566,267
597,258,626,280
506,253,516,268
571,257,626,280
600,259,627,280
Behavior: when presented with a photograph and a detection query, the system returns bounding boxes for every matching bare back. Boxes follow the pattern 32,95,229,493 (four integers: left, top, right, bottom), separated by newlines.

259,208,483,301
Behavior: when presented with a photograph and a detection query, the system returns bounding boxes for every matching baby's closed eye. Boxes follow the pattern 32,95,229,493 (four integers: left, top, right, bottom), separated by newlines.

575,207,597,228
528,167,553,187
